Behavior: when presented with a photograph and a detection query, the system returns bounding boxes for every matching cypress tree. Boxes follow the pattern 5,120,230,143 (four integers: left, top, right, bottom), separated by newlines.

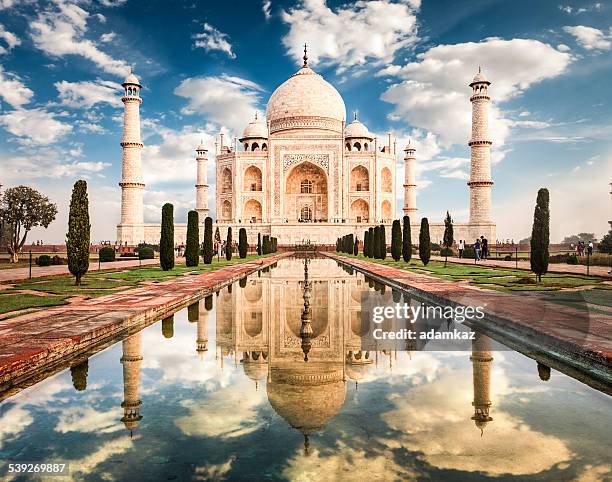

273,237,277,252
185,210,199,267
373,226,381,259
263,235,269,254
354,237,359,256
238,227,248,258
380,224,387,260
402,216,411,263
391,219,401,261
368,227,374,258
160,203,174,271
419,217,431,266
363,230,368,257
442,211,454,268
257,232,262,255
66,180,90,286
225,227,233,260
530,188,550,282
202,216,213,264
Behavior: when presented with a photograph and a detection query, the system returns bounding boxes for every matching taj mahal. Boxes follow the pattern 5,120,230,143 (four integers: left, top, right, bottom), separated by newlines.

116,47,495,246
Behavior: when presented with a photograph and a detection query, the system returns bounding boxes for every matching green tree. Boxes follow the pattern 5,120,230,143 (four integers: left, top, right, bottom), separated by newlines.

368,227,374,258
530,188,550,282
160,203,174,271
599,230,612,254
363,230,369,257
66,180,90,286
0,185,57,262
202,216,213,264
225,227,233,260
373,226,381,259
391,219,401,261
185,210,199,267
419,218,431,266
257,232,262,255
442,211,454,268
354,236,359,256
562,232,597,244
380,224,387,260
402,216,411,263
238,228,248,258
214,226,222,252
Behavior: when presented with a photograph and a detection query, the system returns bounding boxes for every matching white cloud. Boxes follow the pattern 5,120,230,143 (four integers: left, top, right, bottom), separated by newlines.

55,79,122,108
0,66,34,107
174,75,263,133
262,0,272,19
380,38,572,147
29,1,129,76
192,22,236,59
98,0,128,6
0,23,20,54
100,31,116,43
0,108,72,145
281,0,419,71
563,25,612,50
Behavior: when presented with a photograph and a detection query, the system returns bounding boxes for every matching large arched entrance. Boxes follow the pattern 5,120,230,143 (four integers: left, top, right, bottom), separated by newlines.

284,161,328,222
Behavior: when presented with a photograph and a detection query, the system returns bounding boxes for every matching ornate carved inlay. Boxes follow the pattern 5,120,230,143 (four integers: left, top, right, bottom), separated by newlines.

283,153,329,172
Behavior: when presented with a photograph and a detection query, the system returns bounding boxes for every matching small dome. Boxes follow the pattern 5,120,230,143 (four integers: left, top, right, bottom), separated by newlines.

266,65,346,133
243,360,267,382
240,114,268,140
123,72,140,86
470,68,490,86
344,118,372,139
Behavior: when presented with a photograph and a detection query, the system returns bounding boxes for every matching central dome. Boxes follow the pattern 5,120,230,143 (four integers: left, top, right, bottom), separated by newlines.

266,64,346,134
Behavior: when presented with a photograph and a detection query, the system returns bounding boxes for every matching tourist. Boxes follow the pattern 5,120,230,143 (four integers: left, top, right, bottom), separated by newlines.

458,239,464,258
474,239,481,261
577,241,584,256
481,236,489,260
588,241,593,256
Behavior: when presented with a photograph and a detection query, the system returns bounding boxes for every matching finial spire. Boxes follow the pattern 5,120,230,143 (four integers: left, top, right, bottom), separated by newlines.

303,43,308,67
353,110,358,121
254,111,258,121
478,65,481,73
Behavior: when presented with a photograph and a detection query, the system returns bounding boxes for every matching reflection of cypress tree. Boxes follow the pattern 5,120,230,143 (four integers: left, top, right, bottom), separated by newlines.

162,315,174,338
239,277,247,288
537,362,551,381
392,288,401,303
204,294,213,311
187,302,199,322
227,283,233,294
70,360,88,391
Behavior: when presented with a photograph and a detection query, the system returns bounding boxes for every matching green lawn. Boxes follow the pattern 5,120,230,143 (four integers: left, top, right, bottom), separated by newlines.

0,254,273,316
336,254,611,293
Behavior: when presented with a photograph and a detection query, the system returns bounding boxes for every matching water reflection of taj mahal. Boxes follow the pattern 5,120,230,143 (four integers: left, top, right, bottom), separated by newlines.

118,259,494,447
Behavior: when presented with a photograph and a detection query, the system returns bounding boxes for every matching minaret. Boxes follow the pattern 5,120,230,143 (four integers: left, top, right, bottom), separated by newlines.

121,332,143,435
468,67,494,224
470,332,493,435
195,142,209,220
402,141,417,217
197,297,210,356
118,69,145,244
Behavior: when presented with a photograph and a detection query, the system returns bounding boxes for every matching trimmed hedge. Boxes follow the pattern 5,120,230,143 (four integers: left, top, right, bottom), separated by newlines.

37,255,51,267
138,247,154,259
99,246,115,262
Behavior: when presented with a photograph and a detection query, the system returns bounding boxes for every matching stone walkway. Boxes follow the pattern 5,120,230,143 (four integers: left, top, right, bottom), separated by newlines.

0,254,288,393
327,253,611,386
431,255,611,277
0,258,160,283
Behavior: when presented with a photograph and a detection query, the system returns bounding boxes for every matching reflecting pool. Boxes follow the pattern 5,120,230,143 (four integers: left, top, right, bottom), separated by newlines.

0,257,610,481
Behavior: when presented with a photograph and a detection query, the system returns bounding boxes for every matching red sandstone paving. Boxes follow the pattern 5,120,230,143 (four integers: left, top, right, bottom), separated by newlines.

430,255,611,277
329,254,612,365
0,255,286,386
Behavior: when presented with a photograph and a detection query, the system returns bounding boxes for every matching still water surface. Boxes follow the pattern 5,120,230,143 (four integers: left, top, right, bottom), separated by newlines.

0,258,610,481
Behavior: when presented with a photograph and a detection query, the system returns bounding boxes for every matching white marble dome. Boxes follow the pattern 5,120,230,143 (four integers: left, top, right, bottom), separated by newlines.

240,115,268,140
123,72,140,86
470,69,490,85
344,118,372,139
266,65,346,132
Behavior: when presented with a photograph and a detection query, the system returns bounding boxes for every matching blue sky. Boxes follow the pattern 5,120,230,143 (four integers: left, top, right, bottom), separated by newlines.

0,0,610,243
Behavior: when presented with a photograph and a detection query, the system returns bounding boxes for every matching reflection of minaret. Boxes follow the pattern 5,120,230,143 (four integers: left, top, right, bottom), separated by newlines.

300,257,313,362
121,332,143,436
197,296,211,356
470,332,493,435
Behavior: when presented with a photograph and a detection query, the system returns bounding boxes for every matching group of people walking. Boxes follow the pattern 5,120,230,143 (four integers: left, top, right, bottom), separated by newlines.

457,236,489,261
571,241,593,256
